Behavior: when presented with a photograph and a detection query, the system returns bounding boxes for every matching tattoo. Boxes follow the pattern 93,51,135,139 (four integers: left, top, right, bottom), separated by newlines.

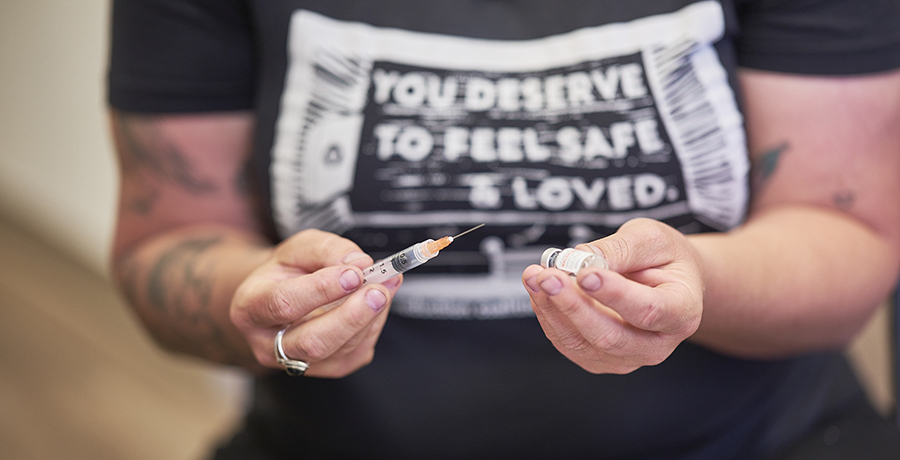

128,188,160,215
117,113,218,195
147,237,219,311
751,142,788,190
141,236,237,360
833,191,855,209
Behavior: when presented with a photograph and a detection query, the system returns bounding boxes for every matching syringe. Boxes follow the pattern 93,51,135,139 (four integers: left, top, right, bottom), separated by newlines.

362,224,485,285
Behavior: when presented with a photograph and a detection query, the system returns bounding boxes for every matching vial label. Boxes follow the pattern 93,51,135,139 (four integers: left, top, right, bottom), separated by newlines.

540,247,607,274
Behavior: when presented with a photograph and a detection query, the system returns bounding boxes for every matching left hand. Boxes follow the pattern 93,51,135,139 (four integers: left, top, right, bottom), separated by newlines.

522,218,704,374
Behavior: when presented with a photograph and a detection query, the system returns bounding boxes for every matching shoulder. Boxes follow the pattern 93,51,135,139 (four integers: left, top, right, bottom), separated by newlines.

732,0,900,74
108,0,256,113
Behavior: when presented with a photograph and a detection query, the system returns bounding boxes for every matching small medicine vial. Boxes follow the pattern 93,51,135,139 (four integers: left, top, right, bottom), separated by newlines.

540,247,608,275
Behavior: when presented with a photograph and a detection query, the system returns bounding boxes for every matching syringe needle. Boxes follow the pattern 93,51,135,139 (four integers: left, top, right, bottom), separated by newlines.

452,223,485,240
364,224,488,285
425,224,486,254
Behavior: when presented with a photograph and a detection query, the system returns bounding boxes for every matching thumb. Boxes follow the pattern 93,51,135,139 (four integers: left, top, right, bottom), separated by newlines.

581,218,679,273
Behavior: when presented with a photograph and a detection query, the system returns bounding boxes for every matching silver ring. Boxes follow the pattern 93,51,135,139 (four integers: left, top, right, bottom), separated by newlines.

275,326,309,376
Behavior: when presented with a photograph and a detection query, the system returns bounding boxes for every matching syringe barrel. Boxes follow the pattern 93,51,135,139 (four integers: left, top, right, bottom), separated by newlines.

363,239,436,285
391,239,433,272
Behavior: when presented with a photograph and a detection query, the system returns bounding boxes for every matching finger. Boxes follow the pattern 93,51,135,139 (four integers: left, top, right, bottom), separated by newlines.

283,284,391,363
528,266,642,355
576,268,692,334
244,264,366,328
525,265,586,347
532,269,639,350
244,295,388,371
584,218,678,273
276,228,373,271
305,337,382,378
526,266,678,373
522,264,544,293
329,307,390,360
309,275,400,361
532,302,591,359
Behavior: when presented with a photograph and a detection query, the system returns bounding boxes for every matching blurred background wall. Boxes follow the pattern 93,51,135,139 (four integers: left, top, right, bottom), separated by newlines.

1,0,115,269
0,1,249,459
0,0,893,459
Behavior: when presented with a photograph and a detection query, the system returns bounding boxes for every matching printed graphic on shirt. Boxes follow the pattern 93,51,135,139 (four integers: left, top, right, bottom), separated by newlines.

271,1,748,319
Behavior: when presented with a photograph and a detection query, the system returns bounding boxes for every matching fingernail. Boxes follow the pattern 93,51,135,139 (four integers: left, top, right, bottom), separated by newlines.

525,276,541,293
579,273,602,292
342,251,367,264
339,269,361,291
539,276,563,296
366,289,387,312
585,244,609,269
383,276,402,290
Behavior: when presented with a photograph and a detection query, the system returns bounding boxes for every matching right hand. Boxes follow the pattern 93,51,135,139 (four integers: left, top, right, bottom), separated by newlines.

522,218,703,374
230,229,401,378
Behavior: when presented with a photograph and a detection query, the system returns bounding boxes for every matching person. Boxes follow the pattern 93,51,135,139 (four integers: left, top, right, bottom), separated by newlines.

106,0,900,458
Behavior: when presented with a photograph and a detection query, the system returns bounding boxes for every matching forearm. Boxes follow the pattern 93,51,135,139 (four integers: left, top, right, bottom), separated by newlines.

113,224,273,369
689,205,900,358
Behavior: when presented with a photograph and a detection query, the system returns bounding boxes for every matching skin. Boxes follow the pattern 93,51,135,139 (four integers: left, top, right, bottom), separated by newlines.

110,68,900,377
523,68,900,372
110,112,401,377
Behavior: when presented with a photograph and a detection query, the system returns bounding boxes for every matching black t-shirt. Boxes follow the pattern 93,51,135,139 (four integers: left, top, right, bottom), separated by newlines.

108,1,900,459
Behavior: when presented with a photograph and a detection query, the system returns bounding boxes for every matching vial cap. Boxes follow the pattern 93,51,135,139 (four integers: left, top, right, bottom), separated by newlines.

540,247,561,268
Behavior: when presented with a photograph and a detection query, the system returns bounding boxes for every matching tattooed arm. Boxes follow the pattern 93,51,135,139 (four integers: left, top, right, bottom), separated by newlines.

110,111,399,375
111,111,269,367
523,69,900,372
687,69,900,357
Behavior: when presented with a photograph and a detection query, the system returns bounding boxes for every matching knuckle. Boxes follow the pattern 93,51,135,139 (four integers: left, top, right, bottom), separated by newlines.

630,217,663,233
343,300,374,331
686,315,702,335
263,285,297,324
315,231,359,264
592,327,627,353
309,274,334,304
294,228,326,244
603,236,630,267
341,331,367,350
646,349,670,367
653,234,678,256
230,284,263,329
295,332,332,361
558,330,593,354
674,311,702,339
553,297,581,317
627,218,676,252
635,301,664,331
229,301,250,330
320,234,347,255
358,348,375,367
600,281,628,305
277,229,320,254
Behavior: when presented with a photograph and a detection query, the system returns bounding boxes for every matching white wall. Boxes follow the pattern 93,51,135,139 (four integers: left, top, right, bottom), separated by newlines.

0,0,116,275
0,5,250,459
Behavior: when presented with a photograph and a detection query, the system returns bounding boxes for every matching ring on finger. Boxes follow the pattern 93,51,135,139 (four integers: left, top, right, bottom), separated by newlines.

275,326,309,376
